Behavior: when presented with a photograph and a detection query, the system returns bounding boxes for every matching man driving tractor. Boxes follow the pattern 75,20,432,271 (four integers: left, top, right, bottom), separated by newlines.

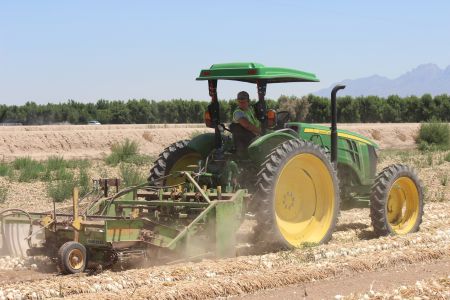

232,91,261,135
231,91,261,155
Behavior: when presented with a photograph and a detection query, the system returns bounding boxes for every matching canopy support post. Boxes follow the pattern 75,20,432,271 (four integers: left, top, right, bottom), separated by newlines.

207,80,222,149
255,80,267,134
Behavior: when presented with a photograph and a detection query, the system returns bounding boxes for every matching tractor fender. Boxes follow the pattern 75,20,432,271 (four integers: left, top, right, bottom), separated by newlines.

186,133,216,158
248,131,297,166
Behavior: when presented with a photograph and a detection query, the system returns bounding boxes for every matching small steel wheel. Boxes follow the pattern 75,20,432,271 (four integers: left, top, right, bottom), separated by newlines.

58,241,87,274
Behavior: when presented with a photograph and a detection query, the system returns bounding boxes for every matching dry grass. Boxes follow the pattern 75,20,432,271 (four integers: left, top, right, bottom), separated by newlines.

141,131,154,142
370,130,382,141
378,149,450,202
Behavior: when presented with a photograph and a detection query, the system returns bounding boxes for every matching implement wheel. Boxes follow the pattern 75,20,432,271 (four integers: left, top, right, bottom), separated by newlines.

58,241,87,274
370,164,424,236
255,139,340,248
148,140,201,186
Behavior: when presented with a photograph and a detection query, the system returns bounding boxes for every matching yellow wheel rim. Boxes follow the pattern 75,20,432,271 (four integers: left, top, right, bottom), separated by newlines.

166,152,201,186
274,153,335,246
68,248,84,270
387,177,420,234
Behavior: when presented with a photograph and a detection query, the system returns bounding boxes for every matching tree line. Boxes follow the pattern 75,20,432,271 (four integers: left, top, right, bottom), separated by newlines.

1,93,449,125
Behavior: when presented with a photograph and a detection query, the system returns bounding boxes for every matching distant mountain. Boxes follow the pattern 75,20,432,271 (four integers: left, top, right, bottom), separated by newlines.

314,63,450,97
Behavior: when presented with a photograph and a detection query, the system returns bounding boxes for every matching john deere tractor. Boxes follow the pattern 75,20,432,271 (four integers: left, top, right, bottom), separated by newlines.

149,62,424,247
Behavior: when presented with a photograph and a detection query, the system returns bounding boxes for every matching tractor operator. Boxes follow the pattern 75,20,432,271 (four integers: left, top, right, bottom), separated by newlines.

231,91,261,154
232,91,261,136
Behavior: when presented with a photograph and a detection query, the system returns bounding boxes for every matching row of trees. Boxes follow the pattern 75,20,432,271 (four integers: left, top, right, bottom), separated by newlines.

1,94,449,125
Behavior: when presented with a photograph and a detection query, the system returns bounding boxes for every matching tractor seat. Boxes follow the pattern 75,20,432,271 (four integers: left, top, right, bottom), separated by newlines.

229,123,257,157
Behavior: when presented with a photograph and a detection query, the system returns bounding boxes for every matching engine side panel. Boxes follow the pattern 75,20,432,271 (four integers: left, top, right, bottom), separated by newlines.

286,122,378,186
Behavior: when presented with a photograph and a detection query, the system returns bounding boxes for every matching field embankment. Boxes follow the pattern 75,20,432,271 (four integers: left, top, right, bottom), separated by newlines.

0,123,420,161
0,124,209,161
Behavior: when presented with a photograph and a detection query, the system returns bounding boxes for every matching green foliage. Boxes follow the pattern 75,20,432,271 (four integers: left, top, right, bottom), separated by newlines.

78,167,90,195
105,139,140,166
12,157,45,182
119,164,145,187
339,96,360,122
47,174,75,203
358,96,383,122
0,186,7,204
0,163,12,177
66,159,91,169
1,94,449,125
398,150,411,163
426,153,433,166
305,95,329,122
41,169,53,182
46,168,90,203
0,155,91,202
46,155,66,171
441,174,448,186
18,167,41,182
278,95,310,121
124,154,154,166
416,120,450,151
54,167,73,181
46,156,90,170
13,157,37,170
445,152,450,162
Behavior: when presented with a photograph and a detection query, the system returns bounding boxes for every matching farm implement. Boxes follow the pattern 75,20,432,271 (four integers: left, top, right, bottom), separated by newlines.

0,63,424,274
0,175,247,274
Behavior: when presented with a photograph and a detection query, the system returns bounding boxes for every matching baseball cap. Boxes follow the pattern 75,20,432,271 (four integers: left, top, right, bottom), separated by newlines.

237,91,250,101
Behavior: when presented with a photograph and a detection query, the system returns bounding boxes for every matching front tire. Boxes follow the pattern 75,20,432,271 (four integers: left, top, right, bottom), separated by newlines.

370,164,424,236
254,139,340,248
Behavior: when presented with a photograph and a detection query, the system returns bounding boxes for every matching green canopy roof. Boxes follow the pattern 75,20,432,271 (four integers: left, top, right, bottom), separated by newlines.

196,62,319,83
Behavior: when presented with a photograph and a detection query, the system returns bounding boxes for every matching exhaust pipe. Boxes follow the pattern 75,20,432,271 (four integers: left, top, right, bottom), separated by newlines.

331,85,346,164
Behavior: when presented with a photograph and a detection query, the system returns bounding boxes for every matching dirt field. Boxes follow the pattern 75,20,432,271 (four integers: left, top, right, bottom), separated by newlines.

0,123,449,299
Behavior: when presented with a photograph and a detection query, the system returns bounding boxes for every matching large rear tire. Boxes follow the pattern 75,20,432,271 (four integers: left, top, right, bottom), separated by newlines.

254,139,340,248
148,140,201,186
370,164,424,236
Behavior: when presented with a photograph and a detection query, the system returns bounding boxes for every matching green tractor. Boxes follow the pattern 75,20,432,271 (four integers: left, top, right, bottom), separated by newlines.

149,62,424,247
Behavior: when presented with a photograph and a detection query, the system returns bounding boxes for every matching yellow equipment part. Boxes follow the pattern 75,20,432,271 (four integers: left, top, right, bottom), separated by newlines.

166,152,202,186
274,153,335,246
387,176,420,234
68,248,84,270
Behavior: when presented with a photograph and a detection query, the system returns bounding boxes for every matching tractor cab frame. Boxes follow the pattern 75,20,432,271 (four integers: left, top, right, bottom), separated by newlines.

196,62,320,148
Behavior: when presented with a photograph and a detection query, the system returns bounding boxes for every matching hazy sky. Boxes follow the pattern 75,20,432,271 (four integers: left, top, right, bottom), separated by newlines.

1,1,450,105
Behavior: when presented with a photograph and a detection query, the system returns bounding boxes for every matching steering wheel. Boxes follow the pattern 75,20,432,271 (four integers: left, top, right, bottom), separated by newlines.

276,111,291,127
218,123,231,133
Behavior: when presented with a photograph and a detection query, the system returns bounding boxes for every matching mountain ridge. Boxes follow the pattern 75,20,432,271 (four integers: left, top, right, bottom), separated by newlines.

314,63,450,97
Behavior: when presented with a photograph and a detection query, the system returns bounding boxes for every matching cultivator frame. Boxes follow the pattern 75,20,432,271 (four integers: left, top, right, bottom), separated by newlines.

0,172,248,273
